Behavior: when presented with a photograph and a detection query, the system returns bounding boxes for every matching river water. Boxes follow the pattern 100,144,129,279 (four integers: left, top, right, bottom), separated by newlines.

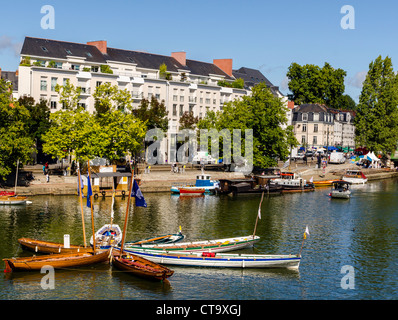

1,178,398,300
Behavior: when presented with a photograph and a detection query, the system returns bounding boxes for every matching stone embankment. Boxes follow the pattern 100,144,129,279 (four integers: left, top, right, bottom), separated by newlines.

8,161,398,196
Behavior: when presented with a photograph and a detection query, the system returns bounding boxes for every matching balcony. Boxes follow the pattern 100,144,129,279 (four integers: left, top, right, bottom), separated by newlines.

189,96,197,103
79,87,91,96
132,91,143,99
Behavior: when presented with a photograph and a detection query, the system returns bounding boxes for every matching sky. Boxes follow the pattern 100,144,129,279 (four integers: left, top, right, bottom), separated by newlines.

1,0,397,102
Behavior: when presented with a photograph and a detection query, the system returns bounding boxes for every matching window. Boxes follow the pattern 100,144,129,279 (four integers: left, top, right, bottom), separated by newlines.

91,66,99,73
313,136,317,145
172,104,177,116
63,78,69,86
313,124,318,132
302,113,308,121
54,62,63,69
180,96,184,102
65,49,72,55
86,52,92,58
50,101,57,109
51,77,57,91
173,95,178,101
301,135,306,144
41,46,48,52
179,105,184,116
40,79,47,91
302,124,307,132
96,81,102,87
71,64,80,71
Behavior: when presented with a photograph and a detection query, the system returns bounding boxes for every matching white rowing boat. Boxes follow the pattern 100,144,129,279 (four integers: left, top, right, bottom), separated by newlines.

122,235,260,253
115,247,300,269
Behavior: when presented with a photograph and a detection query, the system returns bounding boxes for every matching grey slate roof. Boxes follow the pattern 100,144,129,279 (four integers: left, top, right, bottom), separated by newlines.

232,67,281,94
1,70,18,91
21,37,233,79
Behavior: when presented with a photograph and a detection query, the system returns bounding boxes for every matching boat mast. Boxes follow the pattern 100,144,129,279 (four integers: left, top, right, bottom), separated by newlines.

87,161,96,254
253,191,264,238
77,163,87,247
14,159,19,195
119,170,134,256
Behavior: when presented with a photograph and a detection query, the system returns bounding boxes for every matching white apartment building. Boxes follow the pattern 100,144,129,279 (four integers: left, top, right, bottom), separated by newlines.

17,37,286,163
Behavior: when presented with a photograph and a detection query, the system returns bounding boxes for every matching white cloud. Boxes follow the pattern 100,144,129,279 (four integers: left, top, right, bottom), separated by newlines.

280,76,290,91
0,35,22,56
347,71,367,89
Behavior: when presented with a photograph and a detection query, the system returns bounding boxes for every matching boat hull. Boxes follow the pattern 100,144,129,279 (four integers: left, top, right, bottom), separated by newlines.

18,238,93,254
0,196,27,205
330,191,351,199
342,177,367,184
112,254,174,281
117,249,301,269
3,249,110,272
123,235,260,253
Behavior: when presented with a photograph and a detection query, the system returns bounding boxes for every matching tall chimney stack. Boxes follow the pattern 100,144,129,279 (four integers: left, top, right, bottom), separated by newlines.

87,40,107,54
213,59,233,77
171,51,186,66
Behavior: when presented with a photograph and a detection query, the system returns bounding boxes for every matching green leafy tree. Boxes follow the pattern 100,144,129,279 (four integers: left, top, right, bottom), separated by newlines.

179,111,199,130
55,79,82,110
0,80,35,179
286,62,346,108
133,96,168,131
354,56,398,155
198,83,292,167
336,94,356,110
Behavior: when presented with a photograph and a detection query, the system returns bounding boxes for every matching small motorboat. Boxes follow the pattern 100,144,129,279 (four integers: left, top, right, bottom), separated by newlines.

329,180,352,199
90,224,122,249
342,170,367,184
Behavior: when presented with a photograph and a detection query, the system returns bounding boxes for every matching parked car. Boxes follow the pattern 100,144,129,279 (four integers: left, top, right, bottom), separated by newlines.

305,151,314,157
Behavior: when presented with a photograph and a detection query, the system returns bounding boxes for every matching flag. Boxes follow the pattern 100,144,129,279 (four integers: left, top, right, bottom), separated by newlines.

309,176,313,183
258,207,261,220
282,159,290,168
131,179,147,207
86,173,93,208
303,225,310,239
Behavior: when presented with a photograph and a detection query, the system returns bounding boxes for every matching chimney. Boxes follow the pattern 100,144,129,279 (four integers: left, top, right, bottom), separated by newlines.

213,59,233,77
171,51,186,66
87,40,107,54
0,67,2,79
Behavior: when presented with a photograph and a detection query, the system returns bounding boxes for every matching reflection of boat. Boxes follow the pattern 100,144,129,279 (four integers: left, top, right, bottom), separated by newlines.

123,235,260,253
0,196,28,205
90,224,122,249
112,252,174,281
116,248,301,269
3,249,110,272
270,172,315,192
171,172,219,194
329,180,351,199
342,170,367,184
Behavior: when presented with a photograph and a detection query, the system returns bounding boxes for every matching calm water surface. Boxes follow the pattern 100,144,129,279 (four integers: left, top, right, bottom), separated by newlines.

1,178,398,300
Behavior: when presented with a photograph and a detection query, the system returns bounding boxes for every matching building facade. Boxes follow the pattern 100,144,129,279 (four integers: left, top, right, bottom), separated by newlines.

292,103,355,151
16,37,287,163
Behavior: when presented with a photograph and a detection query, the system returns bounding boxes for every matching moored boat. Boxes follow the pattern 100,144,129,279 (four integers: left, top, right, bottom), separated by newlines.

313,180,339,187
342,170,367,184
90,224,122,249
179,187,206,195
18,237,93,254
171,172,219,194
270,172,315,192
123,235,260,253
111,252,174,281
329,180,352,199
3,249,110,272
114,248,301,269
0,196,28,205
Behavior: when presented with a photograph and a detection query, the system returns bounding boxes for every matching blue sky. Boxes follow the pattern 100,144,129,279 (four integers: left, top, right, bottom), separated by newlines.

1,0,397,102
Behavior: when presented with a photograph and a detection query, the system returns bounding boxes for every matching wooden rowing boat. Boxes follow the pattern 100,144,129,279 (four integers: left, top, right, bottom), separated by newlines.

18,238,93,254
112,252,174,281
179,187,206,195
313,180,339,187
0,196,28,205
123,235,260,253
115,248,301,269
3,249,110,272
90,224,122,249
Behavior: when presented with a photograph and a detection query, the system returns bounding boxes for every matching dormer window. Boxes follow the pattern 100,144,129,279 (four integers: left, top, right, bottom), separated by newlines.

302,113,308,121
65,49,72,55
41,46,48,52
86,52,92,58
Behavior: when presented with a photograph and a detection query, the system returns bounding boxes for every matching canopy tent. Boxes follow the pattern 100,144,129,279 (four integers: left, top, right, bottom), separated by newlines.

323,146,339,151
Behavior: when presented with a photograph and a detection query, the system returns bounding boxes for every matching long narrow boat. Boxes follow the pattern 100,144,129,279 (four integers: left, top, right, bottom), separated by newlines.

18,238,93,254
179,187,205,195
123,235,260,253
114,248,300,269
3,249,110,272
313,180,339,187
0,196,28,205
129,232,185,246
112,252,174,281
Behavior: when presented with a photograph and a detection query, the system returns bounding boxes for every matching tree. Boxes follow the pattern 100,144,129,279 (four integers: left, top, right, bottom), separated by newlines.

286,62,347,108
198,83,292,167
336,94,356,110
354,56,398,155
0,80,35,179
133,96,169,132
55,79,82,110
179,111,199,130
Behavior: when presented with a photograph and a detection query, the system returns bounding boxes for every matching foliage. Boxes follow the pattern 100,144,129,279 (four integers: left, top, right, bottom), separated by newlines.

217,78,245,89
47,60,56,68
159,63,172,80
354,56,398,155
19,56,31,66
100,64,113,74
198,83,292,167
93,83,134,114
336,94,356,110
82,67,91,72
55,79,82,110
286,62,347,108
0,80,35,179
133,96,168,132
179,111,199,130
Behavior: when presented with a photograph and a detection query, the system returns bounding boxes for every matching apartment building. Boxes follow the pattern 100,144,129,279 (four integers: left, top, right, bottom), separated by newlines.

292,103,356,150
17,37,285,162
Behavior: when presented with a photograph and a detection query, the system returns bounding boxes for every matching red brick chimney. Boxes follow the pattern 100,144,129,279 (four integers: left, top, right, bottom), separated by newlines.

213,59,233,77
87,40,107,54
171,51,186,66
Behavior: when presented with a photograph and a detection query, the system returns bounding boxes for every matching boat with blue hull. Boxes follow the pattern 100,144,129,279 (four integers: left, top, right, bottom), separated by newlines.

171,172,219,194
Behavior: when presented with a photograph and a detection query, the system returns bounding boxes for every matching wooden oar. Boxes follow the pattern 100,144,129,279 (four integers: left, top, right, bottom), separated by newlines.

131,234,173,245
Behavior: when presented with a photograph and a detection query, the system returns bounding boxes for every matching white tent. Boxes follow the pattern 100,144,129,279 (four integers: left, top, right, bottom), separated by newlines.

368,152,380,162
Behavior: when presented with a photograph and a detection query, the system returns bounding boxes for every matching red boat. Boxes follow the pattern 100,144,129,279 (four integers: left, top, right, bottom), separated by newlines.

179,187,205,195
0,191,15,196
